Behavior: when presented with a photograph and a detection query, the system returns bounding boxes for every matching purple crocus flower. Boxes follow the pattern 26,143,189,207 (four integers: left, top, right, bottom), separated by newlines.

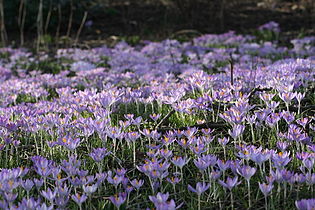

272,151,291,168
107,175,123,187
21,179,34,192
183,127,198,138
194,158,211,172
156,161,170,172
250,151,271,165
33,178,44,189
115,168,127,177
41,188,57,203
150,195,178,210
71,193,88,206
89,147,111,162
218,176,241,191
281,111,295,124
188,182,210,196
150,113,161,121
228,124,245,140
4,192,18,203
171,156,189,168
55,194,69,208
158,149,173,159
132,116,143,126
167,176,181,185
109,192,127,209
210,170,221,180
296,117,309,129
237,165,256,180
124,114,134,121
258,182,274,196
83,184,98,194
303,158,315,171
190,143,206,155
130,179,144,190
276,141,290,151
19,197,41,209
149,192,170,206
295,92,305,104
295,198,315,210
279,91,296,105
217,159,231,171
32,156,54,177
125,131,141,142
218,137,229,146
259,93,275,103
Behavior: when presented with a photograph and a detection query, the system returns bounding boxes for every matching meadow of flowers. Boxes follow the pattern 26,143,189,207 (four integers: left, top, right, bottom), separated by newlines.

0,22,314,209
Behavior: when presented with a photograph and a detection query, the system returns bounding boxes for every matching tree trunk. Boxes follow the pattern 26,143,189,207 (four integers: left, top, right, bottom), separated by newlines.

37,0,43,52
0,0,8,46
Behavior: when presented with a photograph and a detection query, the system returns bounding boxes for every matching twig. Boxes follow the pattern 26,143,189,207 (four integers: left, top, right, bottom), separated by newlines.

289,105,315,112
170,29,202,39
74,11,88,46
155,110,175,129
157,121,228,133
248,87,273,99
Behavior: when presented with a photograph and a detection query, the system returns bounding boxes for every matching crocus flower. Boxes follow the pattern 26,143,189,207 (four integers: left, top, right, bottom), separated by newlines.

149,192,170,207
188,182,210,196
165,173,180,184
83,184,98,194
130,179,144,190
58,135,81,151
41,188,57,203
295,198,315,210
32,156,54,177
276,141,290,151
109,192,127,209
250,152,271,165
228,124,245,140
158,149,173,159
125,131,141,142
171,156,189,168
89,147,111,162
237,165,256,180
19,197,41,209
107,175,123,187
217,159,230,171
218,137,229,146
4,192,17,203
71,193,88,206
258,182,274,196
21,179,34,192
194,158,211,172
150,113,161,121
218,176,241,191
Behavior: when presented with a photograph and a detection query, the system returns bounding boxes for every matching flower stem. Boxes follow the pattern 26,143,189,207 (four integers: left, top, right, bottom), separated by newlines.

231,191,234,210
247,180,251,208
